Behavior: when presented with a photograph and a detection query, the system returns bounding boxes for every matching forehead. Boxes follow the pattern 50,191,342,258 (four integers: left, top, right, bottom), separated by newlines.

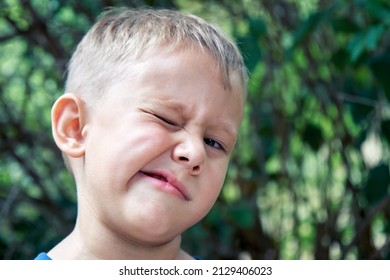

134,46,244,104
128,43,245,92
95,46,244,127
139,46,243,93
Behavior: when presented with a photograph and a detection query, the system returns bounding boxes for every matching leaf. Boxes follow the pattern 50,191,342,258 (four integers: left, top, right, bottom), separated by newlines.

369,54,390,100
291,11,326,49
365,25,384,50
331,48,349,70
347,25,385,63
249,17,267,38
228,202,255,229
351,102,374,125
237,35,262,72
365,0,390,24
364,164,390,206
347,32,366,62
236,17,266,73
331,17,360,33
345,84,376,125
381,119,390,144
291,4,336,49
302,124,323,151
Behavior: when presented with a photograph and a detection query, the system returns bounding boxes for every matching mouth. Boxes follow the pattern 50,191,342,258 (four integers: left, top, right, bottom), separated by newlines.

143,172,168,182
140,170,190,201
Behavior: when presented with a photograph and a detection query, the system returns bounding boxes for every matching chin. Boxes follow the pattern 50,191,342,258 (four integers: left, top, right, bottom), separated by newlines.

121,216,185,246
128,228,181,247
148,224,183,243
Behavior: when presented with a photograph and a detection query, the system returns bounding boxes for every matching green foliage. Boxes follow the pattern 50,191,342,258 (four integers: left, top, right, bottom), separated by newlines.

364,164,390,206
1,0,390,260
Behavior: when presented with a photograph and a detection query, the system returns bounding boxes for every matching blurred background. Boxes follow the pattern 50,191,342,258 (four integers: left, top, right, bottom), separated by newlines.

1,0,390,260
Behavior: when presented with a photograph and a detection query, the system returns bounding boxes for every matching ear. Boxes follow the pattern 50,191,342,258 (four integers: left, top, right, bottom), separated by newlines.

51,93,88,158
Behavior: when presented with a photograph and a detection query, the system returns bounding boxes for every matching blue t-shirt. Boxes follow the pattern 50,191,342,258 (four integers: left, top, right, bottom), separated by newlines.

34,252,201,260
34,252,52,260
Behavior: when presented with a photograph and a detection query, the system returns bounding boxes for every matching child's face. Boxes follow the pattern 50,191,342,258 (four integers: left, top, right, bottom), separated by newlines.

79,47,244,245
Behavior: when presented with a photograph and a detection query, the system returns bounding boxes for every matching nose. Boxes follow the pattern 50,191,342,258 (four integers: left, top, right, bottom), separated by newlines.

172,135,205,175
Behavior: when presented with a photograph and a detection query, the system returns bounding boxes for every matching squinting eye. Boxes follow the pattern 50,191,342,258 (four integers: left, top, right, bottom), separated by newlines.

155,115,177,126
204,138,224,151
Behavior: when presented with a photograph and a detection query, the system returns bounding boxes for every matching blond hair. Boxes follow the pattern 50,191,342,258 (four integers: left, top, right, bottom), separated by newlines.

65,7,247,102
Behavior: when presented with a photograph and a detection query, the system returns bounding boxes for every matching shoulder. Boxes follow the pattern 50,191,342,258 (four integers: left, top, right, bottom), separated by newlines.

34,252,52,260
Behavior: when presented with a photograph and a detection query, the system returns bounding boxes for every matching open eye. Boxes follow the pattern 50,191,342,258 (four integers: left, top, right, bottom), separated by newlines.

204,138,225,151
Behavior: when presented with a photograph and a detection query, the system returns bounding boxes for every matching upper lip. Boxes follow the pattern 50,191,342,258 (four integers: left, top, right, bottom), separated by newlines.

140,169,190,201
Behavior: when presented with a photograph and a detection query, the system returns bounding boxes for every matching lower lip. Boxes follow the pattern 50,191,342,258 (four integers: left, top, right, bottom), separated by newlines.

139,172,187,201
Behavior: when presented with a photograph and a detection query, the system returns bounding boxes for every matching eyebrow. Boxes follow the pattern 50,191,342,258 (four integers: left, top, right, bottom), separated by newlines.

157,100,185,115
211,122,238,141
145,98,185,114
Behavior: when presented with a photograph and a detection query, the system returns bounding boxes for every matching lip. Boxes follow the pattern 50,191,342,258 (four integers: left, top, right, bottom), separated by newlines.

139,169,190,201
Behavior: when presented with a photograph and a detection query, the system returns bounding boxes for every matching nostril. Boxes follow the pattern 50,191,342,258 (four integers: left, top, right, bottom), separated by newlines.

179,156,189,162
192,166,200,172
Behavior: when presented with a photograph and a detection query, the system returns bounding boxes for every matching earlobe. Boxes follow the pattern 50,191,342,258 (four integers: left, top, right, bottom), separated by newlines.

51,93,87,158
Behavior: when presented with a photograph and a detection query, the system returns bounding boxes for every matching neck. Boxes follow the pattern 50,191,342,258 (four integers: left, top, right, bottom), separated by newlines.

48,219,192,260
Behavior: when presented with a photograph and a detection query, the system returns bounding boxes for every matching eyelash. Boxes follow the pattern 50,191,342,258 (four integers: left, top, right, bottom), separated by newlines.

204,138,225,151
155,114,179,127
153,113,226,152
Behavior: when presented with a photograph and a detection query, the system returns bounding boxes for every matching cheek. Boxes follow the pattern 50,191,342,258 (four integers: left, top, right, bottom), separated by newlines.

82,124,174,216
201,161,228,202
84,123,172,181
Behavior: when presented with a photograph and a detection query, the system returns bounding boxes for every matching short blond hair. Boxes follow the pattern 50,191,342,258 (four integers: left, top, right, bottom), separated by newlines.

65,7,247,102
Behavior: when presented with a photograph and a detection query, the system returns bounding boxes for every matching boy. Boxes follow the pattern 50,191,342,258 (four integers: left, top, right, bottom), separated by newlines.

36,7,247,260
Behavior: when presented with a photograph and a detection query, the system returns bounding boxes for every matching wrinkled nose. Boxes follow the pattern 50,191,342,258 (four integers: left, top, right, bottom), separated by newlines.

172,136,205,175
